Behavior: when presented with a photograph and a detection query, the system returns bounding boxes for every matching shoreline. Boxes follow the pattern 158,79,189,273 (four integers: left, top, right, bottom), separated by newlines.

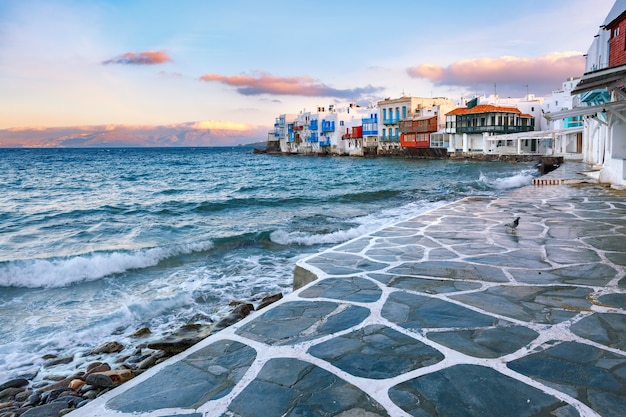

0,160,593,416
68,160,625,416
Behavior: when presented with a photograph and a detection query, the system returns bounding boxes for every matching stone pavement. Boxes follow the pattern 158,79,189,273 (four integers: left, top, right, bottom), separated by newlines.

71,162,626,417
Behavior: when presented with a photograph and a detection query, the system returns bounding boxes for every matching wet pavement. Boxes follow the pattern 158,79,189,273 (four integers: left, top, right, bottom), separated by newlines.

70,162,626,417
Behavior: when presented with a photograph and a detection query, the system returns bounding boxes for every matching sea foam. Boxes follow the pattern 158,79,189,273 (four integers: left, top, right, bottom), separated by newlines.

479,169,536,190
0,240,214,288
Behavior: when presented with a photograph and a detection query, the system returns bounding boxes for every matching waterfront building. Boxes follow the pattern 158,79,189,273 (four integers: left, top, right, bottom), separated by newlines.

399,100,455,151
268,113,297,154
544,0,626,187
271,104,375,156
445,98,535,155
377,96,453,154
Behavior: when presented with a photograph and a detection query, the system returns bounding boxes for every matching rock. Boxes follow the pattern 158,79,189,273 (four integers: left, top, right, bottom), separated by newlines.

80,390,98,400
67,380,84,391
147,323,212,354
85,363,110,375
146,339,196,355
137,352,163,370
14,390,31,402
83,373,113,388
89,341,124,355
24,392,41,407
21,401,70,417
84,370,133,388
36,377,72,393
0,379,29,391
131,327,151,338
46,389,73,403
257,293,283,310
51,395,81,407
213,303,254,331
0,401,14,409
0,388,24,401
43,356,73,368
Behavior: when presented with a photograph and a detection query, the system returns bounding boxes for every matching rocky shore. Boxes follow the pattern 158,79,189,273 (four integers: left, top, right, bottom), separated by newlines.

0,293,283,417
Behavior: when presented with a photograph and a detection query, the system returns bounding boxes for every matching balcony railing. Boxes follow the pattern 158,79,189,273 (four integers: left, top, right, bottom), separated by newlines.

380,134,400,142
319,138,331,146
308,132,319,143
383,118,399,125
456,125,534,134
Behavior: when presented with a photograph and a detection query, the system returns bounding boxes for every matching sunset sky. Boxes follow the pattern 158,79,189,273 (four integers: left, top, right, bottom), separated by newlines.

0,0,616,146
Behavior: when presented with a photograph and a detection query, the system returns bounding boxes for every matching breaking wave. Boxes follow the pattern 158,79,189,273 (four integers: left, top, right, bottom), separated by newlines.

0,241,214,288
479,169,536,190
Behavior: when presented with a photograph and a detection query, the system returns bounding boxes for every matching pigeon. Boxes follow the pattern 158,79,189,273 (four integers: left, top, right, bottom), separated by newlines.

505,217,520,230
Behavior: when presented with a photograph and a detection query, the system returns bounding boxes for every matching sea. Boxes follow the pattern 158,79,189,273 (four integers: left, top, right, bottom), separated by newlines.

0,146,539,381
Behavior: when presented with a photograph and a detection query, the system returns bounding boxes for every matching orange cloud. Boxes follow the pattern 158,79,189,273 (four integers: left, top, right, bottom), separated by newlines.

103,50,172,65
199,72,382,99
407,52,585,96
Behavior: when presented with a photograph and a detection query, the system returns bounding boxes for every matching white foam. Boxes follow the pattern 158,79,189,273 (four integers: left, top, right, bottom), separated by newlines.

479,169,536,190
0,240,214,288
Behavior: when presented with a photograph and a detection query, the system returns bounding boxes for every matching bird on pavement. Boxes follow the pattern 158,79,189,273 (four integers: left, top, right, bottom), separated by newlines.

505,217,520,230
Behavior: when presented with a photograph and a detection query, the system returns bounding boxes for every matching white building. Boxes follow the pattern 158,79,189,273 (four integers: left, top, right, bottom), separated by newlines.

544,0,626,187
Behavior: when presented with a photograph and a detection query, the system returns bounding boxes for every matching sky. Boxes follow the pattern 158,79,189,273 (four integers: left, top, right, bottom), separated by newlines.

0,0,617,147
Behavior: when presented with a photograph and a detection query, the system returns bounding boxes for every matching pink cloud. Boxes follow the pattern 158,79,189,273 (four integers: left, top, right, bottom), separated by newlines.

407,52,585,96
103,50,172,65
0,122,267,147
199,72,381,99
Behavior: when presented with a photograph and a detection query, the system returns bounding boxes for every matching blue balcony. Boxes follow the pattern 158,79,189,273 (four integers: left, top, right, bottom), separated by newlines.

309,120,318,131
308,132,319,143
321,120,335,132
383,118,399,125
319,138,331,146
380,134,400,142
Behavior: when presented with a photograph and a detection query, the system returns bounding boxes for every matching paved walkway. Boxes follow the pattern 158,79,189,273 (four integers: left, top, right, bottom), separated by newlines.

71,162,626,417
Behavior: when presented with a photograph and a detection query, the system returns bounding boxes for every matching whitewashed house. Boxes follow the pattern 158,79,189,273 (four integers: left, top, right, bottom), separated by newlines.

544,0,626,187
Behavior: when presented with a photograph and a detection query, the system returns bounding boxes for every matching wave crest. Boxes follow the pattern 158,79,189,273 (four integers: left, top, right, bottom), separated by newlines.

479,169,536,190
0,241,213,288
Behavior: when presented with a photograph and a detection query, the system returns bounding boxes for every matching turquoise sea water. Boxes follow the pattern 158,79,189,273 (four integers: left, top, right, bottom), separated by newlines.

0,147,538,380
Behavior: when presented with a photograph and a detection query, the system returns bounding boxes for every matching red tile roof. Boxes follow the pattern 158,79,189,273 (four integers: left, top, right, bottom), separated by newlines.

446,104,525,116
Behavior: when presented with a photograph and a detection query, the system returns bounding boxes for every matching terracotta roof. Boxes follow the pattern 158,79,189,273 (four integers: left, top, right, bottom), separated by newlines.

446,104,524,116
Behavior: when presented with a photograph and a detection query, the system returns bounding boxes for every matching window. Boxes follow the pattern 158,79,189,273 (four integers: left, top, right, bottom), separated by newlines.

402,106,407,119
